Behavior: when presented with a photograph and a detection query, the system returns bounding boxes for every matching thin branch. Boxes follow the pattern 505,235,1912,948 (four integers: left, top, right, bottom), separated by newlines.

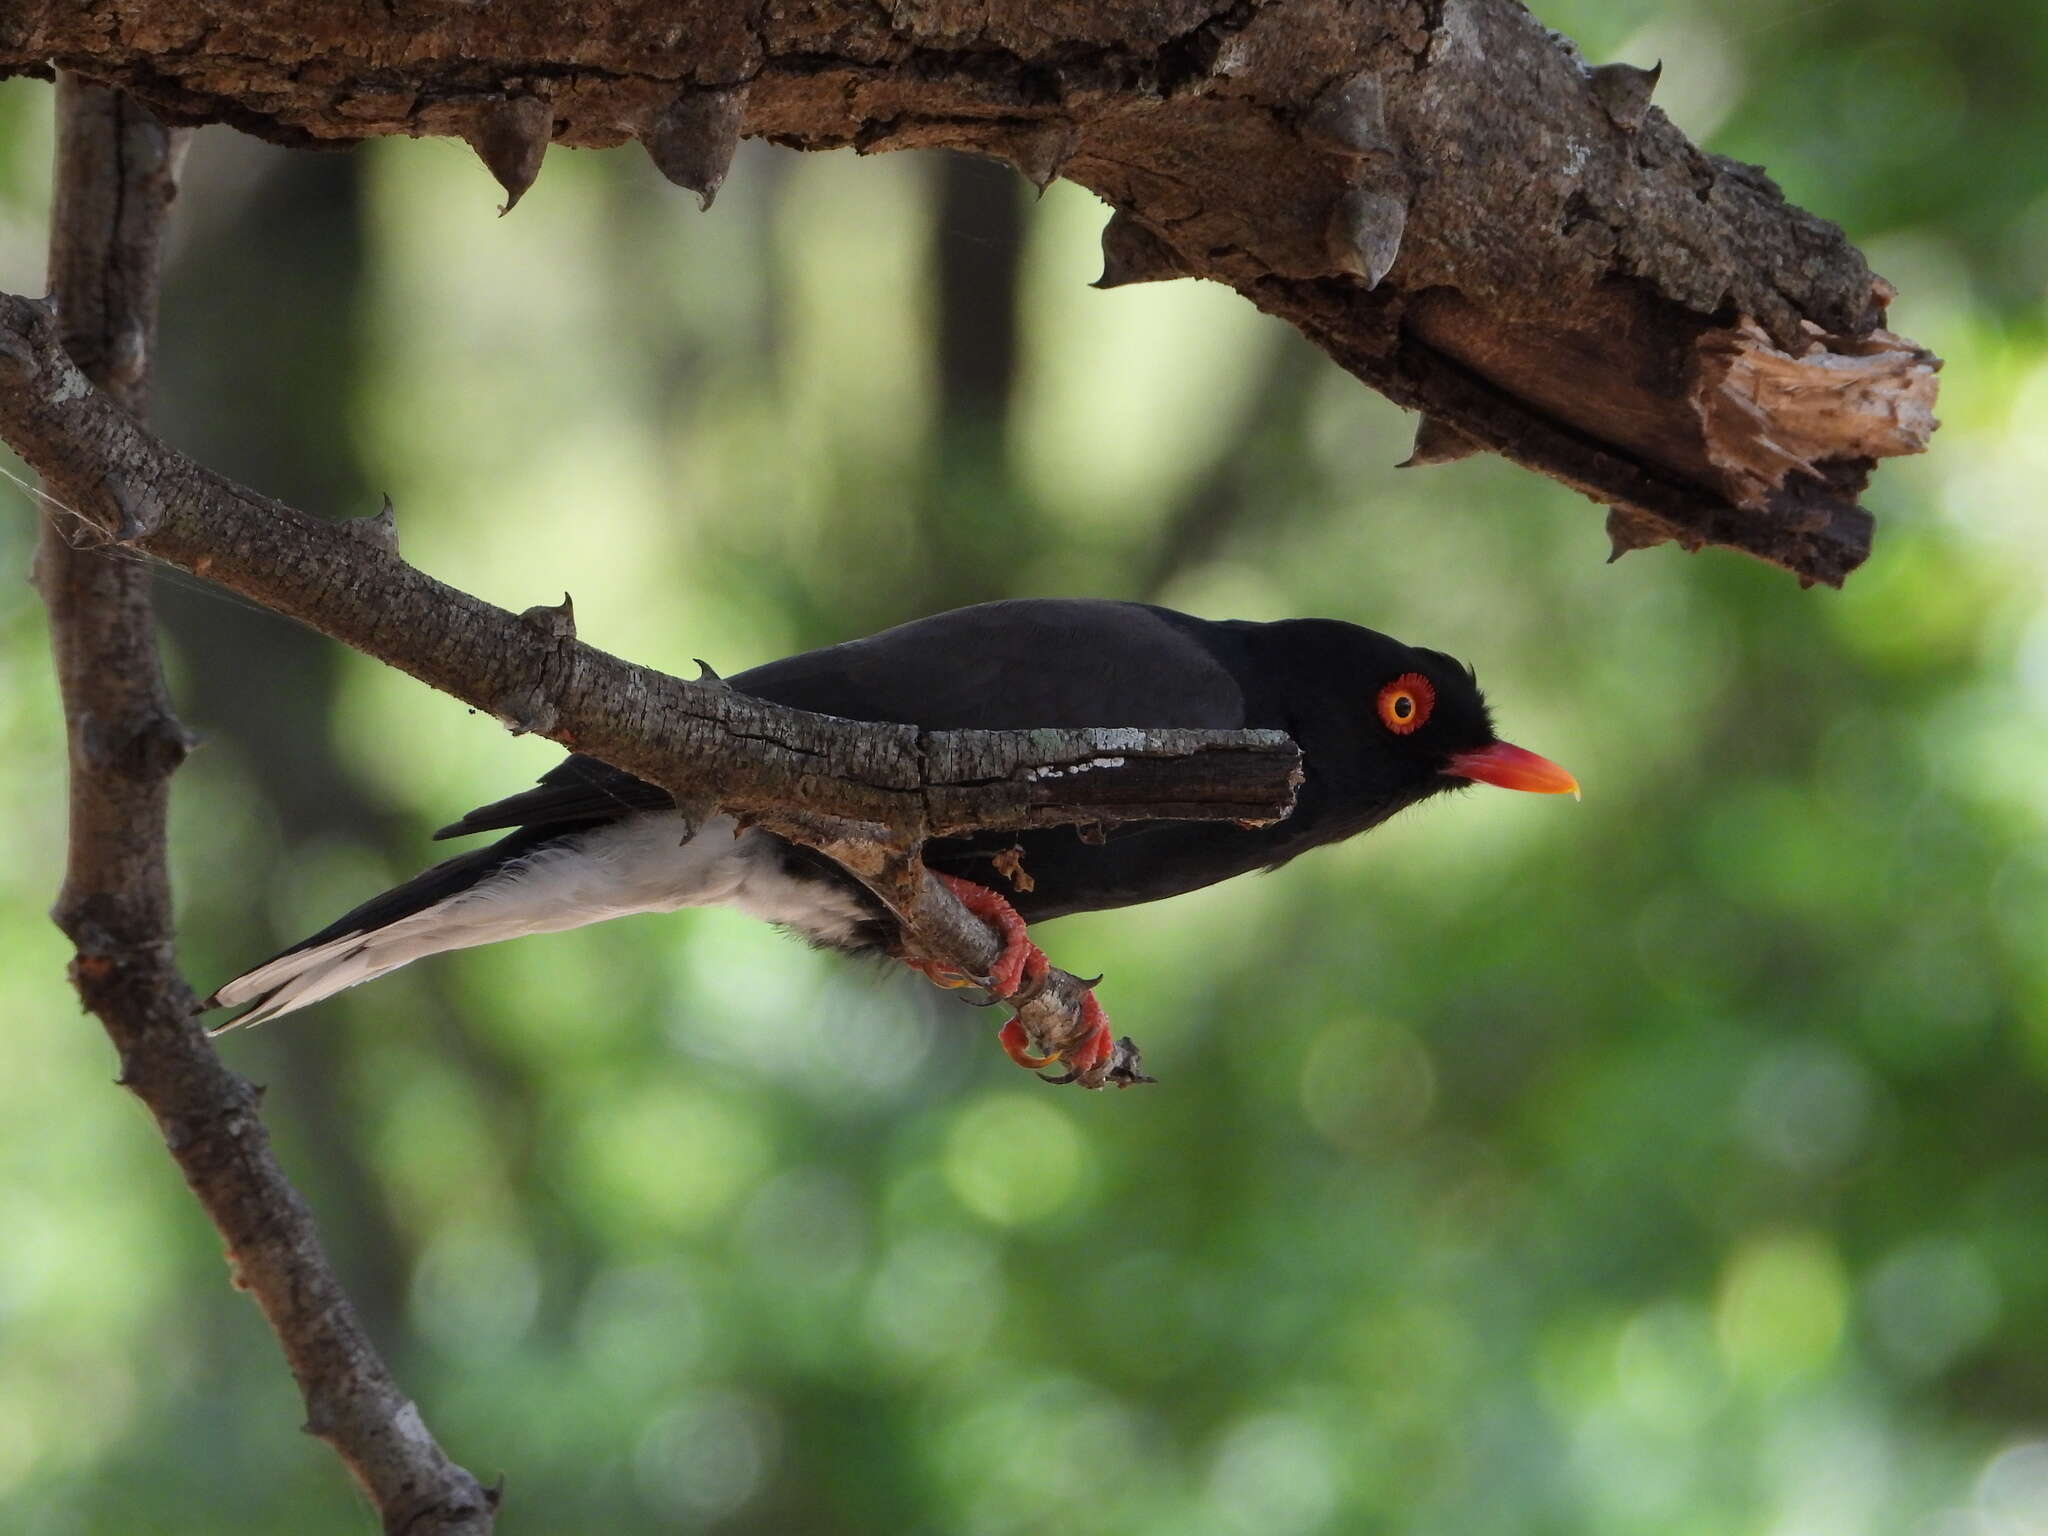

33,77,495,1535
0,0,1939,583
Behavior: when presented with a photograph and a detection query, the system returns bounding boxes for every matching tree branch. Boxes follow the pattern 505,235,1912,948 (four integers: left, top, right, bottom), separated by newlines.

4,0,1937,583
0,288,1297,1085
32,77,497,1535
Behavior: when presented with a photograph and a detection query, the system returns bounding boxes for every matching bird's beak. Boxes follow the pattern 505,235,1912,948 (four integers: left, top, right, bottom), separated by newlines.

1445,741,1580,798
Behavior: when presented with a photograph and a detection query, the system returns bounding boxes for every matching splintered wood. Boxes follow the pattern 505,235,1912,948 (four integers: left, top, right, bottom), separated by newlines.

1692,318,1940,511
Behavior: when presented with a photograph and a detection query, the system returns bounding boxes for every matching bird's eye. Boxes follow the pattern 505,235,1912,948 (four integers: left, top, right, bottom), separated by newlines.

1377,673,1434,735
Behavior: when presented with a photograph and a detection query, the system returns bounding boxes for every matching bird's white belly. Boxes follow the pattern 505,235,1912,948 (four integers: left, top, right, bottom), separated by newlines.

433,812,875,949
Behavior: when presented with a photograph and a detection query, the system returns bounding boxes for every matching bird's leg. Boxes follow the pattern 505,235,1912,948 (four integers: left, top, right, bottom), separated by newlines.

917,873,1116,1077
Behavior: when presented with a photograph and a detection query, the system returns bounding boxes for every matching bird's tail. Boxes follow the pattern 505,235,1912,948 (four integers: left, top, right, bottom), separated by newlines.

201,829,562,1031
203,928,417,1031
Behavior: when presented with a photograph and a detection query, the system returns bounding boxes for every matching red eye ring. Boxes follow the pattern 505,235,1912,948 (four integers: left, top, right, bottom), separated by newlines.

1377,673,1434,735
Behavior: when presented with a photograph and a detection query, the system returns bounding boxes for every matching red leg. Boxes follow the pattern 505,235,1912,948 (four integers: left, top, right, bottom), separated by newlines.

1056,990,1117,1078
905,873,1117,1078
931,872,1040,996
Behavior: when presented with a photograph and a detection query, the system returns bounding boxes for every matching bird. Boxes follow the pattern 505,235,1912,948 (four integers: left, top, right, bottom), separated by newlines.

203,598,1576,1078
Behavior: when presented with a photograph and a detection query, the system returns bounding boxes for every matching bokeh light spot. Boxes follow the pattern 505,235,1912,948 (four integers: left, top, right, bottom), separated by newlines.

1299,1017,1436,1151
1205,1412,1340,1536
943,1093,1087,1226
1716,1231,1847,1386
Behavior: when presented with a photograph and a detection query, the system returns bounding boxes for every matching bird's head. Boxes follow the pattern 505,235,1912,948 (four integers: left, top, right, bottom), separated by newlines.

1261,620,1578,817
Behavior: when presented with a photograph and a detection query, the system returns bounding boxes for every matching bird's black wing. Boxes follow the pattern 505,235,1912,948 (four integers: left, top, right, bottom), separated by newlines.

431,755,671,840
434,600,1256,840
730,599,1252,730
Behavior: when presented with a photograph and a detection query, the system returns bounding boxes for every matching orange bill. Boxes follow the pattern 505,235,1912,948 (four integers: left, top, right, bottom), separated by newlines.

1445,741,1580,798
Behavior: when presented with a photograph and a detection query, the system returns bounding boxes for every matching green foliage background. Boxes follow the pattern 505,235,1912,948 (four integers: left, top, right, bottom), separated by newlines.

4,3,2047,1530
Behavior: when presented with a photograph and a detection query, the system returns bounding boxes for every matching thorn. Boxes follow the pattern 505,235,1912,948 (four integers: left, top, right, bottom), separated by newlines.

345,494,399,553
1588,61,1661,132
1302,73,1393,159
134,714,198,776
519,592,576,642
465,95,553,215
1328,182,1407,289
1108,1037,1156,1088
104,472,156,543
1397,415,1483,468
1004,120,1077,195
1604,505,1673,562
692,658,725,684
643,84,748,210
1093,209,1193,289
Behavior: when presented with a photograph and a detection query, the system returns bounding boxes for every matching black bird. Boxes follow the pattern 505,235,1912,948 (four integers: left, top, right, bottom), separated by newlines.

206,599,1575,1075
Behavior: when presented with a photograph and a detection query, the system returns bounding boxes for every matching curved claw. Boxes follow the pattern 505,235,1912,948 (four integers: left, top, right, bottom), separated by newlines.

998,1017,1062,1070
905,957,989,991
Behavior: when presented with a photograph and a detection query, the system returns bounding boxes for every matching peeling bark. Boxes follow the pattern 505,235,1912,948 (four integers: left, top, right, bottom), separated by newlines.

3,0,1936,583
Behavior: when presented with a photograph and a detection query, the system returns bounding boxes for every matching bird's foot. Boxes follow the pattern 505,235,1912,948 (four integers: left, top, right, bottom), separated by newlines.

917,873,1117,1081
997,990,1117,1080
931,872,1039,995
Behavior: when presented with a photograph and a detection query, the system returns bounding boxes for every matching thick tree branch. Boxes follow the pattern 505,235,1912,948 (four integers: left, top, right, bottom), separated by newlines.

0,289,1297,1085
32,78,496,1536
4,0,1937,582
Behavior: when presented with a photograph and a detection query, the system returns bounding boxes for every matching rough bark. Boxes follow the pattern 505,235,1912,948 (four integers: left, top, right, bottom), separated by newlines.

0,287,1298,1085
3,0,1938,583
32,77,498,1536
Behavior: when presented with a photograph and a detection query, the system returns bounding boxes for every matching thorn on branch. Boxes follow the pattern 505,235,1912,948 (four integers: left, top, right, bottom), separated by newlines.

519,591,576,642
643,85,747,210
1001,120,1077,195
1302,73,1393,159
1605,504,1675,562
344,494,400,554
465,95,552,215
1588,61,1662,132
1328,182,1408,290
121,713,198,779
1093,210,1193,289
104,470,158,543
1047,1035,1154,1088
692,658,725,685
1398,414,1484,468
